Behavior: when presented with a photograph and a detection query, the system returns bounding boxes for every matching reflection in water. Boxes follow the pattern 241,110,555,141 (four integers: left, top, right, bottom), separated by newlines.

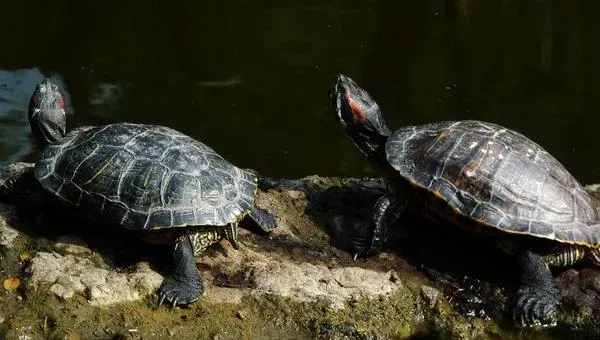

197,75,244,88
0,69,72,163
88,82,124,119
0,1,598,185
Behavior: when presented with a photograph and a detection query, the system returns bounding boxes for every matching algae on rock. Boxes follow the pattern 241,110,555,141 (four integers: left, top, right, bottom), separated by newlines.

0,162,599,339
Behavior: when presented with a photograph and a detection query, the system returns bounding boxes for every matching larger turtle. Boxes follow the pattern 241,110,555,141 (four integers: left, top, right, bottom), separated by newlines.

330,74,600,327
28,79,277,307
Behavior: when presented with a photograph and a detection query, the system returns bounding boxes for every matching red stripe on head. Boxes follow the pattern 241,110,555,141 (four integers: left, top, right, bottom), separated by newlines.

58,95,66,110
345,93,366,122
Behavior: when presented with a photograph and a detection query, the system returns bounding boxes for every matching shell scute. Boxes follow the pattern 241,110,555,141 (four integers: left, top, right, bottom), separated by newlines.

35,123,257,230
386,120,600,246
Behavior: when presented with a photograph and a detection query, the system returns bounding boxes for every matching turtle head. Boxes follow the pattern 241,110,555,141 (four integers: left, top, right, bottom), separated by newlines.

330,74,391,168
28,78,67,148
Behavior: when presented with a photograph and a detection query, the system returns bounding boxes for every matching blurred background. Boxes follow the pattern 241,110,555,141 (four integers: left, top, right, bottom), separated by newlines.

0,0,598,183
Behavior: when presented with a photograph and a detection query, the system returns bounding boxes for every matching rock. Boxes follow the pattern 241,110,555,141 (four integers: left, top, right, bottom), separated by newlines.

26,237,401,308
1,162,600,338
286,190,305,200
8,325,34,340
315,320,378,340
51,328,81,340
54,235,92,255
420,285,440,309
250,262,402,310
26,252,162,305
0,204,20,248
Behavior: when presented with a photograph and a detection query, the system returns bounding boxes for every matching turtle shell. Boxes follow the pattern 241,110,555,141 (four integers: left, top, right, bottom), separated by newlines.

386,120,600,247
34,123,257,230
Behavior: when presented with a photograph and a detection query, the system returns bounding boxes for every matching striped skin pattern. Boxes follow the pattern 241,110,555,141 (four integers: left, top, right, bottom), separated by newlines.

34,123,257,231
387,120,600,247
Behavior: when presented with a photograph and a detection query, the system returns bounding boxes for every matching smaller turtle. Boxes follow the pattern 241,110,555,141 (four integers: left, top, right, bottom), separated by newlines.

330,74,600,327
28,79,278,307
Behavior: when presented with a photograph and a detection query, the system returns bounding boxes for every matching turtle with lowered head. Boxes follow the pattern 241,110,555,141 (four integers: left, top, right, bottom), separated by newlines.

330,74,600,327
27,79,277,307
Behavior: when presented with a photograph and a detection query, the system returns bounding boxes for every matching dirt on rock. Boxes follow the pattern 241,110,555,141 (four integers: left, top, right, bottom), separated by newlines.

0,163,598,339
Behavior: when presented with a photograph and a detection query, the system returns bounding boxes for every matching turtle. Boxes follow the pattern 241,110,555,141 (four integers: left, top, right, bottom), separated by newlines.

329,74,600,327
27,79,278,307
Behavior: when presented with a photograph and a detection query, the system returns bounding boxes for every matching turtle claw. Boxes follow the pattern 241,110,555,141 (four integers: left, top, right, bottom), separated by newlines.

514,287,558,328
157,293,167,307
156,234,205,308
513,251,559,328
348,220,375,259
156,275,202,308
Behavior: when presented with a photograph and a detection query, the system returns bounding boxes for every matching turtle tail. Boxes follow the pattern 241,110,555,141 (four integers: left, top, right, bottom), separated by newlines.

588,247,600,266
248,206,278,235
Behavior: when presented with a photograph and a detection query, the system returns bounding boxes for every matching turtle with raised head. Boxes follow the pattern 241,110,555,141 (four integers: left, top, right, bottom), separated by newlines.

330,74,600,327
28,79,277,307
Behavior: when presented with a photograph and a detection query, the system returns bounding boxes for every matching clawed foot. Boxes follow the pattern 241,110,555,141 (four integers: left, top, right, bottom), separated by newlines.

513,285,559,327
513,251,559,328
156,275,203,308
348,220,375,260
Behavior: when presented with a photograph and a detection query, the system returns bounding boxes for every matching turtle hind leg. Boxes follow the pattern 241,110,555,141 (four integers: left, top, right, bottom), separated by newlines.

246,206,278,235
513,251,559,327
157,233,210,308
542,244,586,268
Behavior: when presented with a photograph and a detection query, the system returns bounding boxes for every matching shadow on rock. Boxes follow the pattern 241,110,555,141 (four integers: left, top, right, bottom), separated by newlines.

260,176,512,321
0,163,170,268
1,166,600,338
260,175,600,336
259,175,388,255
0,163,188,307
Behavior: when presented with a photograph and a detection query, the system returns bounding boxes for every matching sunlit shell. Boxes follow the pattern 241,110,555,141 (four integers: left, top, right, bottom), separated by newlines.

3,277,20,291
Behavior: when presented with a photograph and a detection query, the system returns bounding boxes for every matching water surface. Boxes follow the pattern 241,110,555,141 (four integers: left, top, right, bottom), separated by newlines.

1,0,599,184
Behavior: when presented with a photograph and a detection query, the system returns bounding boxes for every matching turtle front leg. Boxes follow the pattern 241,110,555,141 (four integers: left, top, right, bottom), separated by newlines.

157,235,204,307
157,229,222,307
513,251,559,327
351,193,406,259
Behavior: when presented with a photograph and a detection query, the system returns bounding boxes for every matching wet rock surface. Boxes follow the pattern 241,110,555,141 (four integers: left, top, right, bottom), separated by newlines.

0,162,598,339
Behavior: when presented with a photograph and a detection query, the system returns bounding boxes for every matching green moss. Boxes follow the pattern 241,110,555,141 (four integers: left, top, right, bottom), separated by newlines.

1,255,599,339
0,280,450,339
2,169,600,339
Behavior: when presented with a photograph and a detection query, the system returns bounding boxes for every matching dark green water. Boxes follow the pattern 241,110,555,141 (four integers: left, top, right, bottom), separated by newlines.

0,0,599,184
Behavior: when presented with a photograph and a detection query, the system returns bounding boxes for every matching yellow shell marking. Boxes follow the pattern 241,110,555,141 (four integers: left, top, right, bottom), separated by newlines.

453,206,464,215
432,190,447,201
83,154,117,185
409,179,425,189
144,167,154,188
425,131,447,155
